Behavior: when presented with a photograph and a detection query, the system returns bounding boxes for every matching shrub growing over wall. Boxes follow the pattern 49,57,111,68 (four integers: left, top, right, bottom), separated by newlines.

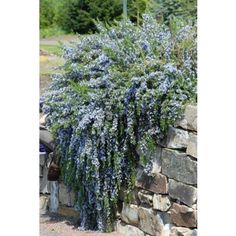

42,14,197,232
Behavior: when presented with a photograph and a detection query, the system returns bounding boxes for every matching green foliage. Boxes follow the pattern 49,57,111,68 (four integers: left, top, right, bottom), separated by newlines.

40,0,55,28
40,0,155,35
42,15,197,231
154,0,197,24
53,0,123,34
128,0,155,25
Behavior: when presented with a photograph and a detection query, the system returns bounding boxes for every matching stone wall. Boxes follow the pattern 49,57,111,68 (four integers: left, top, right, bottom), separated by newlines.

39,150,76,216
116,104,197,236
39,104,197,235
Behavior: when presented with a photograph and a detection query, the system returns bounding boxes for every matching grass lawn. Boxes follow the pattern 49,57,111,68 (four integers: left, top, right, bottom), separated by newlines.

40,44,65,96
40,44,62,56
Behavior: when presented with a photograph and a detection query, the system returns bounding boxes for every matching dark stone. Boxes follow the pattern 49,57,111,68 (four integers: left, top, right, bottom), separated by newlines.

169,179,197,207
161,149,197,185
136,169,168,194
40,128,55,151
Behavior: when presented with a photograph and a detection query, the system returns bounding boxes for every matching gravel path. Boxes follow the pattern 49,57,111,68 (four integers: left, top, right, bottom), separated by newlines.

40,213,120,236
40,35,79,46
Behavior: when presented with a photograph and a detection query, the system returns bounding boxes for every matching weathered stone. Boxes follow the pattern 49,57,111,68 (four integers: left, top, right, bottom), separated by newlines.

40,166,43,177
39,114,47,126
137,146,162,174
116,220,145,236
40,165,50,194
162,127,189,149
138,190,153,206
170,227,197,236
121,203,139,226
58,206,79,218
40,128,55,151
176,105,197,131
170,203,197,228
40,152,46,166
187,133,197,158
162,224,174,236
151,147,162,175
138,207,167,236
49,181,59,213
59,182,75,207
40,195,49,214
169,179,197,207
136,169,168,194
161,149,197,185
153,194,171,211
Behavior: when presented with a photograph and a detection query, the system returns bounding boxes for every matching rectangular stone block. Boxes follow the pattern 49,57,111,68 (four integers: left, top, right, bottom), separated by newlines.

40,152,47,166
170,203,197,228
176,104,197,132
187,133,197,158
170,227,197,236
59,183,75,207
161,149,197,185
116,220,144,236
138,207,165,236
136,169,168,194
138,190,153,207
169,179,197,207
40,165,50,194
40,195,49,215
153,194,171,211
121,203,139,226
161,127,189,149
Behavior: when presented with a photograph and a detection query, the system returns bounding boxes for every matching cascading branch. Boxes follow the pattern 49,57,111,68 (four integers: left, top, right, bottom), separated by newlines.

42,14,197,232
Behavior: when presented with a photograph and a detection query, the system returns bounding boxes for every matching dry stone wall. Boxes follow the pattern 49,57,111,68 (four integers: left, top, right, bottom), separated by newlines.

39,104,197,235
116,104,197,236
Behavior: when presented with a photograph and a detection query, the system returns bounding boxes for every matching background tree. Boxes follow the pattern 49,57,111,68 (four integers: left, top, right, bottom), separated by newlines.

54,0,123,34
40,0,156,35
40,0,56,28
154,0,197,24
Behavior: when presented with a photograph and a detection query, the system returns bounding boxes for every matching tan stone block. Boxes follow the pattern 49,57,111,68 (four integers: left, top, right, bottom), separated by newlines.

162,127,189,149
121,203,139,226
186,133,197,158
138,207,165,236
153,194,171,211
170,203,197,228
116,220,144,236
176,105,197,132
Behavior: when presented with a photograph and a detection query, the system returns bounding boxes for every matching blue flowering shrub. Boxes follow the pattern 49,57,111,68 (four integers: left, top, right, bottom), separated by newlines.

42,14,197,232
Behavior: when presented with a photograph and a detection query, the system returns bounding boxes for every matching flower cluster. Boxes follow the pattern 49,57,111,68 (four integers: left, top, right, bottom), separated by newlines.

42,14,197,232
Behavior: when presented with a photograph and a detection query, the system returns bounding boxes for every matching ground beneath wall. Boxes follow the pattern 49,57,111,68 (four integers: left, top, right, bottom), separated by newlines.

40,213,120,236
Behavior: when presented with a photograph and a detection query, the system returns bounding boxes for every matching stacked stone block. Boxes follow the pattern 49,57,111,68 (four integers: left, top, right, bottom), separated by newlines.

39,151,76,216
117,104,197,236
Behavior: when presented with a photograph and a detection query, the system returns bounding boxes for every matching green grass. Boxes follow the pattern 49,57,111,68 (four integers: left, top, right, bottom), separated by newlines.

40,26,66,39
40,44,62,56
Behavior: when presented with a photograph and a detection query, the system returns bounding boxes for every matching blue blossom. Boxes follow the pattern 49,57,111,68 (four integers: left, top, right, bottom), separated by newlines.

42,14,197,232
